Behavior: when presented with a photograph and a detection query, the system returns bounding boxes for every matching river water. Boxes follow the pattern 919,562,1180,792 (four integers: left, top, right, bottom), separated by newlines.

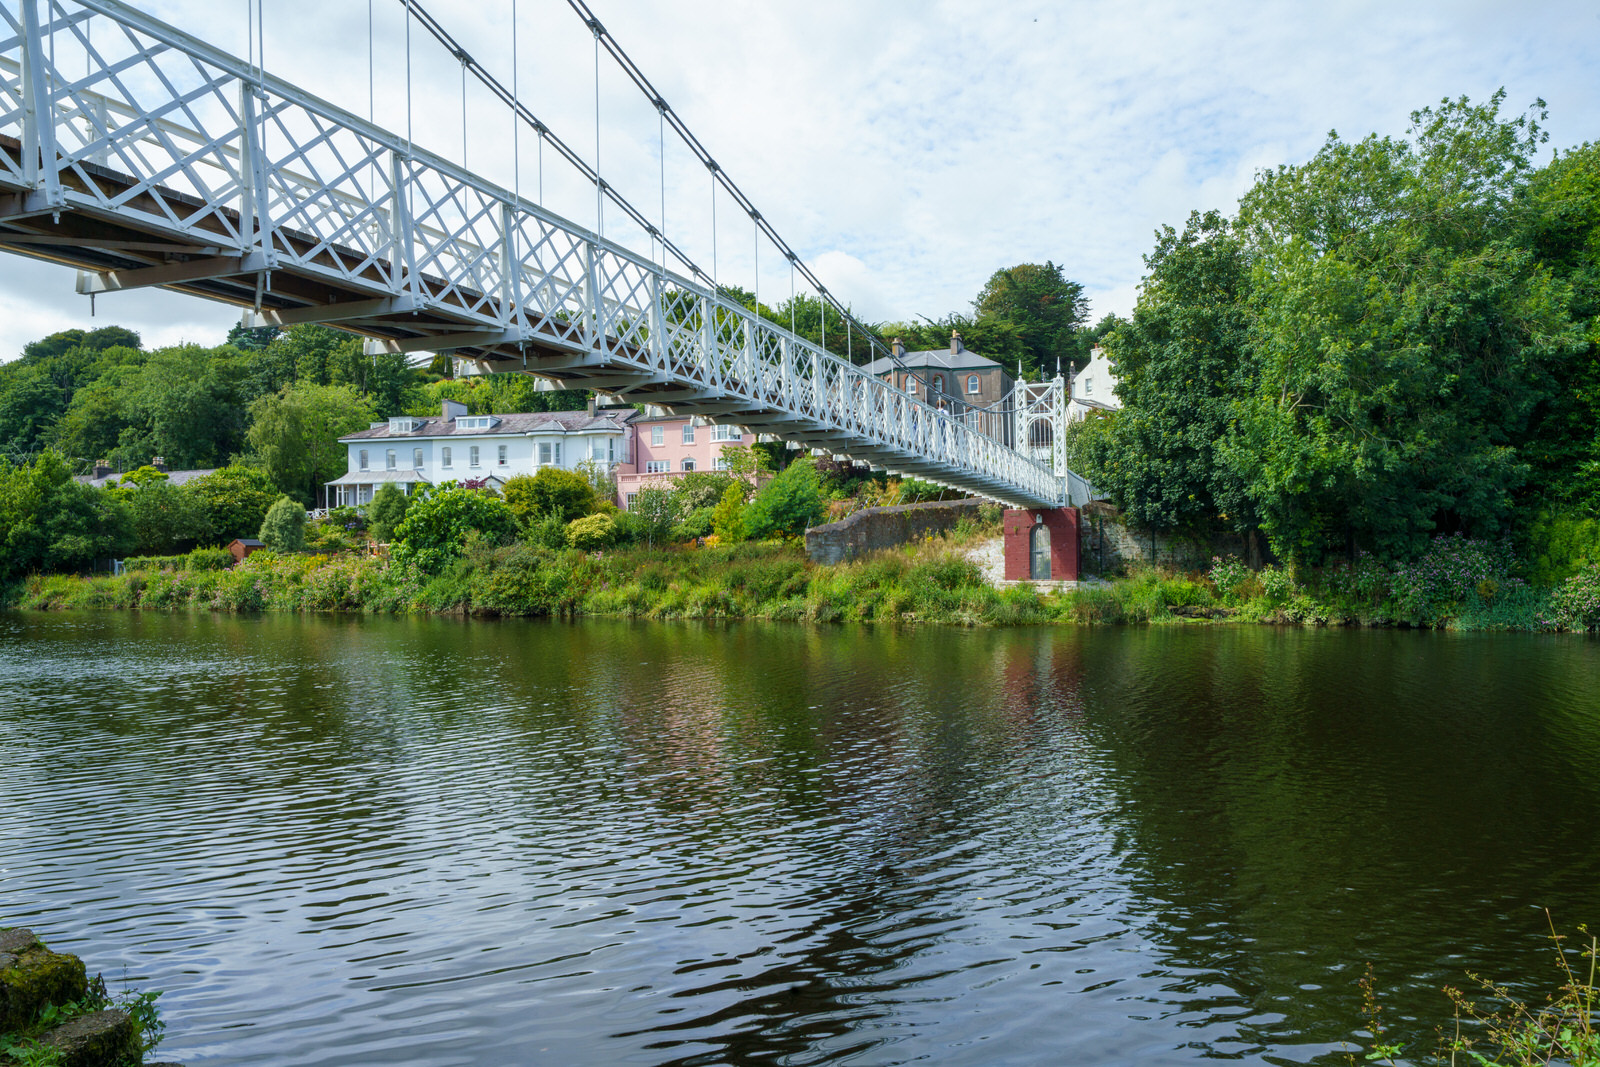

2,612,1598,1065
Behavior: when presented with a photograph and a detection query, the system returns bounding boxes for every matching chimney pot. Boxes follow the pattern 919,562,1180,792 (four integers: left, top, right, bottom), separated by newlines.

950,331,963,355
891,337,905,358
151,455,167,472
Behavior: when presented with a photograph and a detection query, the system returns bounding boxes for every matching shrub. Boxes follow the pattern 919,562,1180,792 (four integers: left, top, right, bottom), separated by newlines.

526,509,570,550
258,495,307,552
185,465,278,543
391,486,515,574
1391,535,1521,622
366,483,409,541
1258,564,1294,602
1208,554,1250,598
503,468,596,526
673,506,715,541
185,547,233,571
1542,563,1600,631
711,482,748,543
744,458,825,540
566,512,618,550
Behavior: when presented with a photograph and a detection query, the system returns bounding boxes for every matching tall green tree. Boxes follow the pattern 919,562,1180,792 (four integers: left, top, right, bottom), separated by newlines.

247,382,375,506
972,261,1090,376
1079,211,1257,535
1223,92,1580,562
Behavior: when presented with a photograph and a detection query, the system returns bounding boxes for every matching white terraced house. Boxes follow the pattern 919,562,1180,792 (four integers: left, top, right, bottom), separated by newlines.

327,400,635,507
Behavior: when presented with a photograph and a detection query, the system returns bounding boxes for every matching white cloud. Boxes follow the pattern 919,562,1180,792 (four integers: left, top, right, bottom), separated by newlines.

1,0,1594,360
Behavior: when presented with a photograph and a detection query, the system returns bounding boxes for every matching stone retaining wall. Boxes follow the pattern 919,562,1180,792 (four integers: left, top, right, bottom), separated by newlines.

804,499,983,565
1079,501,1262,575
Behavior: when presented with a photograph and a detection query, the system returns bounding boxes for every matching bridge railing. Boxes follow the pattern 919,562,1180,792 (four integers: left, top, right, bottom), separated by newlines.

0,0,1065,506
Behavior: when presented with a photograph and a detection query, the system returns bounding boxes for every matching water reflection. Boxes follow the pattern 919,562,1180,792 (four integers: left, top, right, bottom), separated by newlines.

1,613,1597,1066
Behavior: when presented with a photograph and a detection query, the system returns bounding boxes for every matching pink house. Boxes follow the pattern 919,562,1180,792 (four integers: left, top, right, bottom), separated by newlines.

616,415,748,509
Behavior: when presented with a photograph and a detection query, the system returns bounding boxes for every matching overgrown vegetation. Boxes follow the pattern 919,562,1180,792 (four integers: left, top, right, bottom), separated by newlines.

0,968,165,1067
1358,916,1599,1066
1078,93,1600,575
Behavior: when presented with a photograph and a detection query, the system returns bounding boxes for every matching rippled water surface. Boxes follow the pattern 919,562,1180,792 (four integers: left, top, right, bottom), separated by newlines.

3,613,1600,1065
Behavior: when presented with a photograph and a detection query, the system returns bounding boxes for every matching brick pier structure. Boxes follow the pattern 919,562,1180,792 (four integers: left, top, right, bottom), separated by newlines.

1003,508,1080,582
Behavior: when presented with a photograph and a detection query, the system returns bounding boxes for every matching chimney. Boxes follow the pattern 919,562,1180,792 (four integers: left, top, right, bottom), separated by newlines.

151,455,167,472
586,395,597,417
93,462,111,479
891,337,905,358
442,399,468,421
950,330,963,355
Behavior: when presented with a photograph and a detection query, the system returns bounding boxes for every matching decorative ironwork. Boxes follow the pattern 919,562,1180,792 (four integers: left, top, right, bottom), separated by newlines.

0,0,1074,507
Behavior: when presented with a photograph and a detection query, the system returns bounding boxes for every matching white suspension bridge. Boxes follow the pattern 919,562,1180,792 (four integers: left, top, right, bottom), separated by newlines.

0,0,1088,509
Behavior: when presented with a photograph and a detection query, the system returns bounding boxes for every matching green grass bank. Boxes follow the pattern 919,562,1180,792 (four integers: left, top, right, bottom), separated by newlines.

6,533,1599,632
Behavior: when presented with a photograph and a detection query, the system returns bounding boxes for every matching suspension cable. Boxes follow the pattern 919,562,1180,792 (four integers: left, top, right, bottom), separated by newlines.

402,0,706,286
511,0,517,200
560,0,897,368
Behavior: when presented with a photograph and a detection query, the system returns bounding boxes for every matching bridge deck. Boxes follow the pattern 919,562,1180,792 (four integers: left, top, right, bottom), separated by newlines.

0,0,1066,506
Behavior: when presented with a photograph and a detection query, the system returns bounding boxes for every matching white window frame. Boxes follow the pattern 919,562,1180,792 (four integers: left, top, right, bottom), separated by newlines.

933,374,944,394
358,449,369,471
710,424,742,442
713,456,730,472
682,423,695,444
681,458,696,472
442,446,452,469
498,444,508,466
386,449,396,470
413,447,424,469
651,425,664,446
469,445,481,468
644,460,669,474
966,374,980,395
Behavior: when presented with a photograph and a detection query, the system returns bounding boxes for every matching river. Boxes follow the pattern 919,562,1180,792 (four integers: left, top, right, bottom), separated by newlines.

2,612,1598,1065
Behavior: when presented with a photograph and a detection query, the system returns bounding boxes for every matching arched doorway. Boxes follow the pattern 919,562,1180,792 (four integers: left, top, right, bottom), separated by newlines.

1029,521,1051,580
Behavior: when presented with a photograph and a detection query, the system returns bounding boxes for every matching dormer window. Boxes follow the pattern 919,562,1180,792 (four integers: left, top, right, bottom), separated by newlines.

389,416,420,433
455,415,499,430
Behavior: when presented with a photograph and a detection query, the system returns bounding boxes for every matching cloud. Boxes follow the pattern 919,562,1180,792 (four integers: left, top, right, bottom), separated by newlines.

2,0,1594,360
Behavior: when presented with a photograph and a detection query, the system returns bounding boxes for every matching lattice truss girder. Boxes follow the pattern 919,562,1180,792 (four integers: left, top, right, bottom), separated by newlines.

0,0,1067,507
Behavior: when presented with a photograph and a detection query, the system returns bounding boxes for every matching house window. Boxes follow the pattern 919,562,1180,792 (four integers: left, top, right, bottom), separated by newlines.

714,456,730,471
413,448,423,469
681,458,696,472
442,446,452,468
554,443,561,465
469,445,480,468
539,442,552,465
1084,376,1093,395
933,375,944,394
682,424,695,444
710,425,741,442
905,376,918,394
651,426,664,446
498,444,507,466
644,460,669,474
625,492,638,510
608,438,616,463
386,449,396,470
359,449,369,471
966,374,980,394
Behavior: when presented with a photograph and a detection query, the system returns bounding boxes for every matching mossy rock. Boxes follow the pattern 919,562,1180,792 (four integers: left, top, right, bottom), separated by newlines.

39,1008,140,1067
0,929,88,1032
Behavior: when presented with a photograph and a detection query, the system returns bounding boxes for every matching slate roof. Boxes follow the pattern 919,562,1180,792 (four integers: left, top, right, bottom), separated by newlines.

860,348,1004,376
339,409,633,442
74,467,218,489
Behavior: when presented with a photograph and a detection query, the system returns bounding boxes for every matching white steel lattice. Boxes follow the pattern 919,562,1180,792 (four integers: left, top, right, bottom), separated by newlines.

0,0,1071,507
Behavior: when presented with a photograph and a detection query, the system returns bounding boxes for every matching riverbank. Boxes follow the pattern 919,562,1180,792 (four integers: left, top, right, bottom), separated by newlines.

6,533,1598,631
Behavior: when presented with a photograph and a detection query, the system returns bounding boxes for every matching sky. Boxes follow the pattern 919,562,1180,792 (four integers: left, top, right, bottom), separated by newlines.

0,0,1595,360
